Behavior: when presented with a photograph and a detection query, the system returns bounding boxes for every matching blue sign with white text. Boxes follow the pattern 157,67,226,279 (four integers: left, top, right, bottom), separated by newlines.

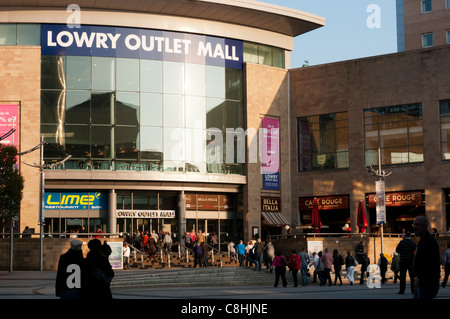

40,24,243,69
44,191,108,210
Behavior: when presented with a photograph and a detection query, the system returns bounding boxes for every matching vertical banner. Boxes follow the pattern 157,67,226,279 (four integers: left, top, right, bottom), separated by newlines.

262,118,280,190
375,180,386,224
0,104,19,149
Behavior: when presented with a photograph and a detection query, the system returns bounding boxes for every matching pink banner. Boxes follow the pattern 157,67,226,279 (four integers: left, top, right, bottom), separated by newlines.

262,117,279,174
0,104,19,149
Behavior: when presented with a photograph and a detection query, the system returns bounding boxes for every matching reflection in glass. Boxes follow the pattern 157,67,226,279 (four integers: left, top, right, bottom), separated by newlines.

41,56,66,90
163,61,184,95
17,24,40,45
140,126,163,160
206,66,225,98
91,126,112,159
0,24,16,45
115,126,139,159
163,95,184,127
186,96,205,129
92,92,114,125
164,127,184,161
66,90,90,124
65,124,90,158
116,92,139,126
185,63,205,96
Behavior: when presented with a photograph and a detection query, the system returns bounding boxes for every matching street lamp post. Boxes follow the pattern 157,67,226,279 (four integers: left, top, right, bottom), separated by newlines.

365,148,391,255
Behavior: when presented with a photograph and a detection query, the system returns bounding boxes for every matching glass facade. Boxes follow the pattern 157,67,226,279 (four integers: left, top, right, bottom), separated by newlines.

364,103,423,165
297,112,349,172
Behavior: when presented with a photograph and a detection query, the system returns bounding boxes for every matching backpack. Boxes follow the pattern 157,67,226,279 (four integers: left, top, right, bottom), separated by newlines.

290,255,300,269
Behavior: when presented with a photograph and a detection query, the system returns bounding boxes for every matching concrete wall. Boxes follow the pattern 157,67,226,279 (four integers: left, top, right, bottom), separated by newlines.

0,237,124,271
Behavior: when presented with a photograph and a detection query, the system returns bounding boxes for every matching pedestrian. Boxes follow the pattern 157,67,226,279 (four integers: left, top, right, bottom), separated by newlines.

272,250,288,288
94,227,103,239
196,229,205,244
253,238,264,271
201,242,209,267
228,240,237,263
84,239,114,299
209,231,219,252
142,231,149,252
22,226,32,238
163,232,173,252
391,252,401,284
148,235,157,262
189,229,197,244
332,249,343,286
378,253,389,284
355,241,364,264
150,229,159,243
322,248,333,286
236,240,246,267
245,241,254,268
182,231,192,250
442,242,450,288
133,230,142,250
412,216,441,299
315,251,325,286
264,239,275,272
395,230,416,294
193,241,203,268
289,250,301,287
310,252,318,283
345,251,356,285
123,242,130,270
360,252,370,285
299,248,310,286
55,239,85,299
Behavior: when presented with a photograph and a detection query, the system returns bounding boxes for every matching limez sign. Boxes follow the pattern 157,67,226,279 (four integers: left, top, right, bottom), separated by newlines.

41,24,243,69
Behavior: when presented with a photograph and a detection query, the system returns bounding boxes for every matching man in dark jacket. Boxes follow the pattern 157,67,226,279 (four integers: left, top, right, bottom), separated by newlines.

253,238,264,272
413,216,441,299
55,239,85,299
396,231,416,294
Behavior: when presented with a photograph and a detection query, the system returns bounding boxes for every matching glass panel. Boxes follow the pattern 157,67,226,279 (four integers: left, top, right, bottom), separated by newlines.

163,94,184,127
422,33,433,47
408,145,424,162
258,45,272,66
442,143,450,160
140,126,163,160
140,93,162,127
243,42,258,64
92,57,115,90
164,127,185,161
91,126,112,159
206,98,225,131
226,68,242,100
206,65,225,98
115,126,139,159
117,192,132,209
186,96,205,129
379,122,407,147
0,24,16,45
116,92,139,126
226,101,243,129
186,128,206,164
66,90,90,124
386,147,408,164
422,0,432,12
336,127,348,150
41,90,64,124
41,56,66,90
65,124,90,158
91,92,114,125
66,56,91,90
185,63,205,96
17,24,40,45
116,58,139,91
41,124,63,158
163,61,184,95
272,47,285,68
140,60,162,93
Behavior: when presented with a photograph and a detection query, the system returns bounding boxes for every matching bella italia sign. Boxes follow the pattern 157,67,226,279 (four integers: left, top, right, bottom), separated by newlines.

41,24,243,69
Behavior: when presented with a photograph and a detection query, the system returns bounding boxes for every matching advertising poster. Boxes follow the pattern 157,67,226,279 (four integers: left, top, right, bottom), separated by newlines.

262,118,280,190
307,241,323,257
0,104,19,158
375,180,386,224
107,241,124,270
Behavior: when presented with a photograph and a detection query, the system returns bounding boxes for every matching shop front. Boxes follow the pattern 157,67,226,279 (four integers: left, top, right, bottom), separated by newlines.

367,190,425,234
299,195,350,233
261,196,289,239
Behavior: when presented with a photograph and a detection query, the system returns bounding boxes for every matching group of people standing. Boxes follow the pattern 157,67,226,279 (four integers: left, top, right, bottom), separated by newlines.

55,238,115,299
131,229,173,260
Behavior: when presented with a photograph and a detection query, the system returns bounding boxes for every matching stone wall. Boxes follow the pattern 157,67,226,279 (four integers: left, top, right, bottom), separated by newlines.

0,237,124,271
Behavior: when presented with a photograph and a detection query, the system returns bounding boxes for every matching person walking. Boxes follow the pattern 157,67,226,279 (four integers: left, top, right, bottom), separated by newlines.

253,238,264,272
378,253,389,284
236,240,246,267
84,239,114,299
148,235,157,262
193,241,203,268
163,232,173,252
55,239,85,299
391,252,401,284
123,242,130,270
396,231,416,294
345,251,356,285
355,241,365,265
442,242,450,288
263,239,275,272
196,229,205,244
272,250,288,288
316,251,325,286
299,248,310,286
201,242,209,267
289,250,301,287
245,241,254,268
310,252,319,283
413,216,441,299
322,248,333,286
359,252,370,285
332,249,343,286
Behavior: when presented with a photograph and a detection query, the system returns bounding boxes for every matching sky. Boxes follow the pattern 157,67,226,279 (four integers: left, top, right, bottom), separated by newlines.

258,0,398,68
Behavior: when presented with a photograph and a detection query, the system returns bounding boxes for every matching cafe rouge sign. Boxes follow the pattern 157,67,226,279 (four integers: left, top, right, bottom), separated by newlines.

299,195,349,211
368,191,423,208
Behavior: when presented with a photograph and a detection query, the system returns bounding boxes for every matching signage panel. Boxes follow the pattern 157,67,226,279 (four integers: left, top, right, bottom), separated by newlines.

367,190,423,208
41,24,243,69
375,180,386,225
262,118,280,190
44,191,108,210
261,197,281,212
299,195,349,211
185,193,233,211
0,104,19,155
116,210,175,218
